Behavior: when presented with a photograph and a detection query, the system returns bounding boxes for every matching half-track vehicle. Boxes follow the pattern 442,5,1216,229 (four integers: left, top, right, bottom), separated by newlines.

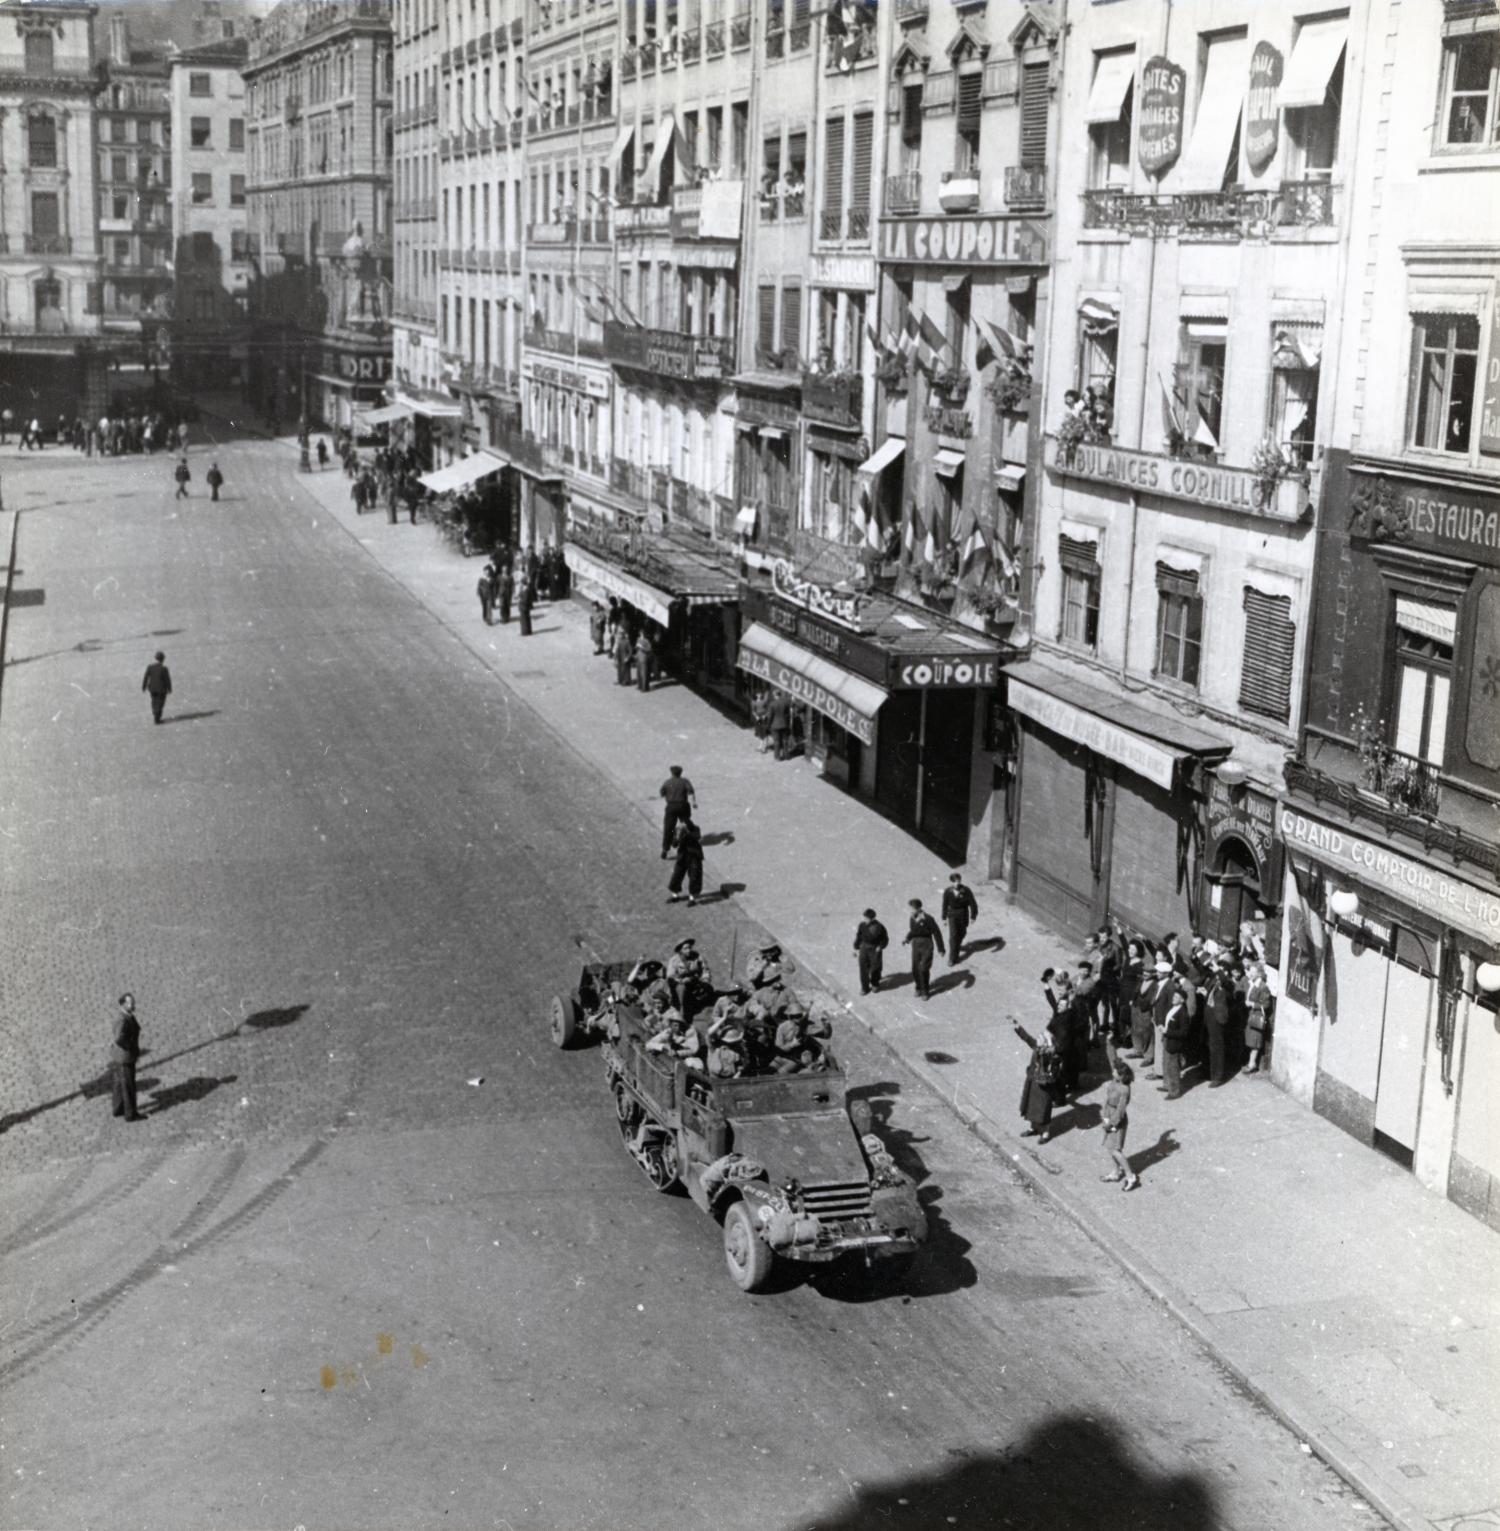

550,961,928,1293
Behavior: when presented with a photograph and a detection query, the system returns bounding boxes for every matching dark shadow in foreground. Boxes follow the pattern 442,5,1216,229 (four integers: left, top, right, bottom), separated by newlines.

158,709,221,725
800,1412,1217,1531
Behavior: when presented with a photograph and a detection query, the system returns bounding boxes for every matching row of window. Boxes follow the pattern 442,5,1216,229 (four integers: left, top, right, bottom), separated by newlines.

100,116,164,147
189,172,247,208
188,116,246,151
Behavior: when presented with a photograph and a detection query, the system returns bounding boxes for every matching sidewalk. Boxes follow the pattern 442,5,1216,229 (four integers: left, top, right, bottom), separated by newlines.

262,419,1498,1531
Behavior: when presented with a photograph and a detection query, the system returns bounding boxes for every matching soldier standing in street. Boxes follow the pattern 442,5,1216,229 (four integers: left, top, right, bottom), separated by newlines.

902,898,945,1001
853,908,889,995
142,650,172,724
658,765,697,858
110,993,143,1121
940,872,979,966
517,578,534,636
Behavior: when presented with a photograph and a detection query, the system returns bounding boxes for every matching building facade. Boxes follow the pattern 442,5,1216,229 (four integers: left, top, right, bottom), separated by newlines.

243,0,393,430
168,33,252,390
1276,0,1500,1226
0,2,110,424
1013,0,1362,951
96,13,172,398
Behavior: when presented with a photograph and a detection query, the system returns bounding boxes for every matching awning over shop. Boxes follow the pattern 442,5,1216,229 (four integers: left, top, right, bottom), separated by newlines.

859,437,906,476
1278,18,1347,109
418,451,505,495
359,403,412,427
1007,660,1227,792
400,393,463,420
736,622,888,747
1085,49,1136,124
1177,35,1249,189
563,545,674,625
933,448,967,478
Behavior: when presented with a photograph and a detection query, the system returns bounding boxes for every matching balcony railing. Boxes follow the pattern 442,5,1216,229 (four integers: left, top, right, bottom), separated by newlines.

802,370,863,429
1361,744,1442,819
766,26,784,59
1082,182,1338,237
847,207,870,240
681,30,701,62
602,322,732,380
885,171,920,213
25,233,72,255
704,20,725,55
1005,165,1047,210
819,209,842,241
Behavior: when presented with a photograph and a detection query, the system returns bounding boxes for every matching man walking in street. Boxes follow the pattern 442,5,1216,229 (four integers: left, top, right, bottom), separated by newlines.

110,993,143,1121
666,816,704,906
902,898,945,1001
853,908,889,995
659,765,698,859
173,456,191,498
940,872,979,966
477,564,495,626
206,461,224,502
142,650,172,724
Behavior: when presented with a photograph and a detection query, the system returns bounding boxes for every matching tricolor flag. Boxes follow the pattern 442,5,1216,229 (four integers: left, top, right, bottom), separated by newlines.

1193,408,1220,451
974,313,1026,369
913,306,949,371
903,510,918,557
961,517,989,572
1159,372,1185,440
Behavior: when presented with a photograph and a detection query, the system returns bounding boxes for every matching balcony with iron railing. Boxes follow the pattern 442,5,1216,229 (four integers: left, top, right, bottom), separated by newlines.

25,233,72,255
802,369,863,429
602,321,732,380
885,171,920,214
1082,180,1340,237
731,10,752,47
1004,165,1047,210
704,20,725,55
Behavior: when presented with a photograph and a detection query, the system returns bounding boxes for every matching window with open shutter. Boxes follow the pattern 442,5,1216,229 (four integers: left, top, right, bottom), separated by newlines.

758,283,777,359
781,283,803,361
822,113,845,214
957,70,983,129
1239,588,1296,721
851,111,873,213
1020,61,1049,168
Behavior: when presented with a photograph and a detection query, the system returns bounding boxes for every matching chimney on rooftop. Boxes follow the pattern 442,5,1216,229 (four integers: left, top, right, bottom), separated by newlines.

110,13,129,67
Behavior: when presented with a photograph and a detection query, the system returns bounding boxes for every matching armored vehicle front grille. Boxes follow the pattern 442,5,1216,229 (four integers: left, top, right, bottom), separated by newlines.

801,1181,873,1220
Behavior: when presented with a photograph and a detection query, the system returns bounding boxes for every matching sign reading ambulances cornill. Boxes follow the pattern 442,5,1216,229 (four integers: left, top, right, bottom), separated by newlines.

1138,57,1186,178
1245,42,1284,176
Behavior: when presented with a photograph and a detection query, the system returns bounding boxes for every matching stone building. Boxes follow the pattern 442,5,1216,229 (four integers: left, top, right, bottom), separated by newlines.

243,0,393,430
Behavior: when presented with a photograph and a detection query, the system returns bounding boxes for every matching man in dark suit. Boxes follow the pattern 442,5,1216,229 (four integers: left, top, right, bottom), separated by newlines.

142,650,172,724
940,872,979,965
111,993,142,1121
853,908,889,995
517,578,534,636
497,563,515,624
902,898,945,1000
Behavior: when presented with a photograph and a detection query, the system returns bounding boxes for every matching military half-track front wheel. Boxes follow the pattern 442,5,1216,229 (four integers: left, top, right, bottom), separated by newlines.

550,993,581,1049
722,1200,775,1293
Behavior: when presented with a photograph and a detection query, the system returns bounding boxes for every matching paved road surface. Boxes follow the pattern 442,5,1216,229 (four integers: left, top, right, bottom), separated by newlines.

0,438,1384,1531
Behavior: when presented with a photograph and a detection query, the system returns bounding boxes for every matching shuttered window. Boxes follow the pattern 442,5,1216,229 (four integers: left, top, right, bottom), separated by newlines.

851,111,874,212
957,70,983,129
1240,588,1296,721
1020,60,1049,168
781,283,803,360
822,113,845,214
758,283,777,358
901,82,923,145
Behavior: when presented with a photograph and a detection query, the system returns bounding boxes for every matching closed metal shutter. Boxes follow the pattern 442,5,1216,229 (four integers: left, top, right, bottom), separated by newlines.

822,113,845,215
1109,769,1193,941
851,110,874,213
781,283,802,360
758,283,777,357
1020,61,1048,168
1239,587,1295,722
957,70,983,130
920,689,975,857
1015,722,1097,937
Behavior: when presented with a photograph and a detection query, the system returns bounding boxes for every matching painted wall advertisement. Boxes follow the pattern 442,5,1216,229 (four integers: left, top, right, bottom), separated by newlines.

1246,42,1284,175
1138,56,1186,178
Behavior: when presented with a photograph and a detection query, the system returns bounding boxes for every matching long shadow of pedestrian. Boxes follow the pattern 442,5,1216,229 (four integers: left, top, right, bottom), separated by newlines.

803,1411,1216,1531
1128,1129,1181,1178
242,1004,310,1029
1047,1099,1103,1141
927,968,976,997
143,1074,238,1116
808,1080,977,1302
159,710,220,725
694,881,746,906
961,935,1007,959
699,831,736,847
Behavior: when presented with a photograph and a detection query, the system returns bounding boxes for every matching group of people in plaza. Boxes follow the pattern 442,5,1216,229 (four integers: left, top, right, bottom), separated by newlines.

1014,921,1277,1189
4,408,191,457
618,935,832,1082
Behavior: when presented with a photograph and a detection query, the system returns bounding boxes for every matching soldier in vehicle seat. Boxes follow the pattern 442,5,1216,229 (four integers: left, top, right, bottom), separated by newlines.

746,941,793,991
705,1024,748,1079
771,1007,834,1074
666,937,714,1020
645,999,705,1071
617,957,666,1006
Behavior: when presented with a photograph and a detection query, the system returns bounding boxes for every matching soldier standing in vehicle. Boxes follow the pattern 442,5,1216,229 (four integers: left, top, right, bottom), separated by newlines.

902,898,945,1001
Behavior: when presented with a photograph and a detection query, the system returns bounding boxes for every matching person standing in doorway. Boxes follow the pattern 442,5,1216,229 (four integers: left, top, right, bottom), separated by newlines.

477,565,495,626
589,601,607,655
902,898,945,1001
173,456,191,498
940,872,979,966
769,691,791,760
110,993,143,1121
142,650,172,724
853,908,889,995
658,766,697,860
206,462,224,502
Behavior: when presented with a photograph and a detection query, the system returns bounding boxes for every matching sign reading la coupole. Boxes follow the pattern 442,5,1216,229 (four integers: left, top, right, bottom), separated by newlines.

878,214,1048,268
771,558,873,631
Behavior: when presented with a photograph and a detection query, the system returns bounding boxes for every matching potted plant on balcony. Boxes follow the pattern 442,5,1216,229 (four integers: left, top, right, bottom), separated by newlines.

986,365,1030,415
1055,409,1088,466
875,352,909,394
1354,707,1438,816
1250,435,1296,509
931,366,969,402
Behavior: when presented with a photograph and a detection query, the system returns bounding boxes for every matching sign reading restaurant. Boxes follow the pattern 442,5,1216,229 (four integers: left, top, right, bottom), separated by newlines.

1347,461,1500,567
878,214,1048,268
1045,435,1307,522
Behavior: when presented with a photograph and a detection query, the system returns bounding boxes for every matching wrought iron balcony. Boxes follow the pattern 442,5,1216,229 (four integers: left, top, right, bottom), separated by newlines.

681,30,701,63
1082,181,1338,237
802,370,863,429
25,233,72,255
1360,744,1442,818
1005,165,1047,210
885,172,920,214
819,209,843,241
847,208,870,240
731,11,751,48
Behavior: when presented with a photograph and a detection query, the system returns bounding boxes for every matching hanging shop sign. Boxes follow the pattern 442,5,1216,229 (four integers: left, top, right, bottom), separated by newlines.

878,214,1048,268
771,558,874,632
810,253,876,290
1279,807,1500,941
749,592,888,682
327,348,392,384
895,655,999,689
1245,42,1284,175
1206,777,1277,885
1138,56,1187,178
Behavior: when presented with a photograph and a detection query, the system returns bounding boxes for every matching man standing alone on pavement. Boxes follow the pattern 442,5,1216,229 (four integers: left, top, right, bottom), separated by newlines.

206,461,224,501
477,564,495,626
110,994,143,1121
659,765,697,858
635,628,655,692
940,872,979,966
666,817,705,905
497,562,514,624
517,578,534,636
173,456,191,498
142,650,172,724
853,908,889,995
902,898,945,1001
589,601,607,655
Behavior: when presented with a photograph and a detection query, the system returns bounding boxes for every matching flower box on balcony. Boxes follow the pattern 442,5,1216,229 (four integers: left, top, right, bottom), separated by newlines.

939,173,979,213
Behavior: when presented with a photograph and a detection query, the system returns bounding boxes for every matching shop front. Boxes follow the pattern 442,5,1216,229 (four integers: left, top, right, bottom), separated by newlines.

312,341,392,433
1276,804,1500,1218
1201,771,1283,957
1006,659,1228,940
